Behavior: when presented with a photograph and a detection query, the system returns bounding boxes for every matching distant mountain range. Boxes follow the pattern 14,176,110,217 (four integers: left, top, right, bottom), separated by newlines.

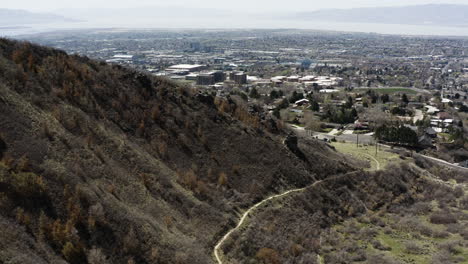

294,4,468,26
0,9,78,25
55,7,235,21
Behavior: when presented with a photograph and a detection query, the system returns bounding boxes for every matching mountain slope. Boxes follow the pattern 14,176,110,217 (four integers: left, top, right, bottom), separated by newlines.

295,4,468,26
0,39,355,264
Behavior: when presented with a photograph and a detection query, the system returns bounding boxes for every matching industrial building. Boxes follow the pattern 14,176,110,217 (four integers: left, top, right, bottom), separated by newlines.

230,71,247,85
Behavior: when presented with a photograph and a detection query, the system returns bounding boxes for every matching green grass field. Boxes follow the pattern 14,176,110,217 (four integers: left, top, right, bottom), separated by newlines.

355,88,418,95
331,142,401,171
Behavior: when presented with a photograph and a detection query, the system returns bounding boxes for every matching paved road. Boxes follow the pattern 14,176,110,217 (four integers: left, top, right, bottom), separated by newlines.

415,153,468,172
292,126,467,171
290,125,374,144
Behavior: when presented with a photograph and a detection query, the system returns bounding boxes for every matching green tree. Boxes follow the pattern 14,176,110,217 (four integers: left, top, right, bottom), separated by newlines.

249,87,260,99
402,93,409,104
309,101,320,112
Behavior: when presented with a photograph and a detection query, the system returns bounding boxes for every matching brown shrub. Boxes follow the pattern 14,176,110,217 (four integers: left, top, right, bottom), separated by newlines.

290,243,305,257
218,172,228,187
195,180,209,196
164,215,173,228
255,248,281,264
179,169,198,190
16,155,30,172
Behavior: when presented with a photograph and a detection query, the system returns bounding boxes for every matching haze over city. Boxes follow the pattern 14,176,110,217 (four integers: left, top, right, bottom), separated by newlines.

1,0,468,264
3,0,468,12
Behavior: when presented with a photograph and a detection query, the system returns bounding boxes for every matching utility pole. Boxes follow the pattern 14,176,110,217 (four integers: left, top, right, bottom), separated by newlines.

375,138,378,156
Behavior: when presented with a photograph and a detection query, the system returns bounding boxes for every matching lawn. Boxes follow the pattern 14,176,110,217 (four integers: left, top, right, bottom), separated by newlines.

355,87,418,95
331,142,401,171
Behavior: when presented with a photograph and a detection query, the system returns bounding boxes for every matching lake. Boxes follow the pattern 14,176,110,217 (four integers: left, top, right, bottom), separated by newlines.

2,18,468,38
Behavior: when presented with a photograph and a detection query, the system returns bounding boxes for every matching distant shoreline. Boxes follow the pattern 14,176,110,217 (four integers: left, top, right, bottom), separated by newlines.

4,21,468,38
0,26,29,30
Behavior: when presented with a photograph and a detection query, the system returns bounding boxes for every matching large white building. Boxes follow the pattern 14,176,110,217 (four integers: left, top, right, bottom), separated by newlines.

166,64,206,73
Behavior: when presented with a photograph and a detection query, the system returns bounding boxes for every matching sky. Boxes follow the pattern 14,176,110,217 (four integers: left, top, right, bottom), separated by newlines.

2,0,468,12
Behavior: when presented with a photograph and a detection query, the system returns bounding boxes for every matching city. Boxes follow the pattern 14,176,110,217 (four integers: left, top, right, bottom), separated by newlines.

1,3,468,264
23,29,468,166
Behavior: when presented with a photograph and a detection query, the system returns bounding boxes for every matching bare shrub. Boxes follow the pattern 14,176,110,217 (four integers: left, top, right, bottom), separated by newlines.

460,196,468,210
383,227,393,235
438,240,462,255
359,227,378,240
370,215,385,227
404,241,424,254
351,249,367,262
42,124,54,140
123,227,139,254
357,215,370,224
433,230,450,239
459,228,468,240
367,254,400,264
343,220,360,235
87,247,109,264
324,249,351,264
430,211,458,225
371,240,392,251
453,186,464,198
431,250,453,264
411,202,432,215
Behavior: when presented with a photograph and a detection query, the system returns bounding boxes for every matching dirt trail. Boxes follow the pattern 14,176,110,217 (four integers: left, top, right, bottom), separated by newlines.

213,173,364,264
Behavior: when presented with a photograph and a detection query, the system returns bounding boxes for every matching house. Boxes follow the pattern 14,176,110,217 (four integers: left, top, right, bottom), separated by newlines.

353,120,369,130
295,99,310,106
425,105,440,115
408,102,425,109
442,98,453,104
319,89,340,93
287,76,300,82
437,112,452,120
425,127,438,138
419,134,434,148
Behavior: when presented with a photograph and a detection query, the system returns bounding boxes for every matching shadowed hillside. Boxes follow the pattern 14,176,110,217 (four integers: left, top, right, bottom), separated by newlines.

0,39,355,264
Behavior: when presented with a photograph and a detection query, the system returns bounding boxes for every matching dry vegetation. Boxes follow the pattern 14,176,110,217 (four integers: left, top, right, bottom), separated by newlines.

219,159,468,264
0,39,355,263
1,38,462,264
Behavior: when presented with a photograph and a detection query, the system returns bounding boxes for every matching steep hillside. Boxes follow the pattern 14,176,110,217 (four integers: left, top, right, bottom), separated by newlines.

0,39,355,264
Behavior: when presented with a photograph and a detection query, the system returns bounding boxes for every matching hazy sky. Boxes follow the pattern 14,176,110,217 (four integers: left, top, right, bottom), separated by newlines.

3,0,468,12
